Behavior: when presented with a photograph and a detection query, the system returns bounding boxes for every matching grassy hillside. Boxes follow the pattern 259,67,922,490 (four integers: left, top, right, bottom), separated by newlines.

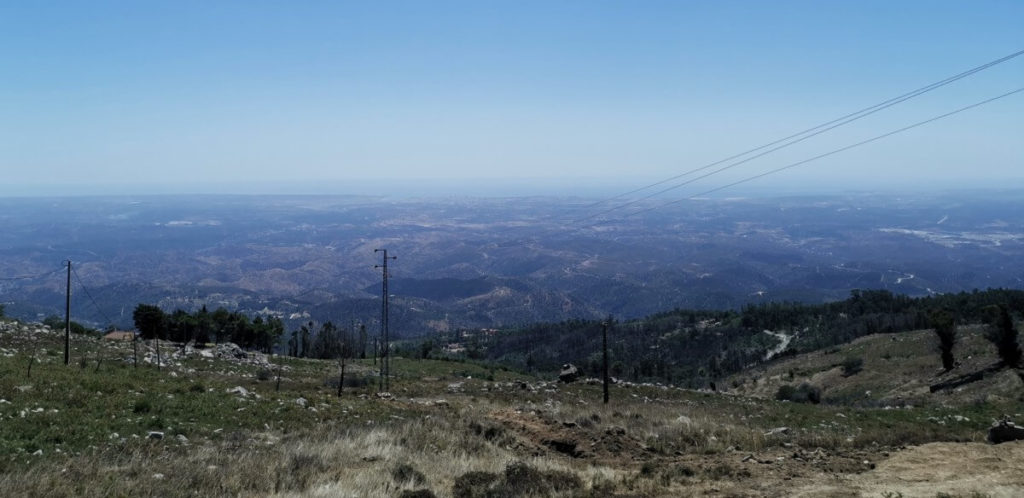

462,289,1024,391
728,326,1024,407
1,319,1022,497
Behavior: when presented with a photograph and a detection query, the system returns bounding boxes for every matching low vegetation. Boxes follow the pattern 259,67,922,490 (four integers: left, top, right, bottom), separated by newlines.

447,288,1024,388
2,303,1023,496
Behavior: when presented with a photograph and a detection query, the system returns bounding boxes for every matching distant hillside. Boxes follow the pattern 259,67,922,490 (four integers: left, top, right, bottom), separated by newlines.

451,288,1024,388
2,191,1024,333
729,326,1024,406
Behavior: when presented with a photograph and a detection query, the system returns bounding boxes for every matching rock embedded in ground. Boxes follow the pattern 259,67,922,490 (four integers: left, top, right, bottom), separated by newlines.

988,419,1024,444
558,364,579,383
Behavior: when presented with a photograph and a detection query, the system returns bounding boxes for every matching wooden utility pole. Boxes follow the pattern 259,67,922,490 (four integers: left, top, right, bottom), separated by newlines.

602,320,610,404
275,354,282,392
359,323,367,359
337,356,346,397
374,249,396,392
64,260,71,366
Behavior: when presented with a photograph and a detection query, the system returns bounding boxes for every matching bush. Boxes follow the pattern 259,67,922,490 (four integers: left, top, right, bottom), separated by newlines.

399,490,436,498
133,398,152,414
452,471,499,498
452,463,581,498
640,461,659,476
468,421,504,442
841,356,864,377
392,463,427,486
503,461,581,495
775,383,821,404
256,369,272,381
323,374,372,389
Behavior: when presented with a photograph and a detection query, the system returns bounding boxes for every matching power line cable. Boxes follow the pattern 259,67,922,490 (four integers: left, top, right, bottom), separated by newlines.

0,266,64,281
71,266,118,328
578,48,1024,221
609,86,1024,222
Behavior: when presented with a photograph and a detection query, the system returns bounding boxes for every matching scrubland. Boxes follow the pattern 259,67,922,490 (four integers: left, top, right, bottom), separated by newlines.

1,321,1022,497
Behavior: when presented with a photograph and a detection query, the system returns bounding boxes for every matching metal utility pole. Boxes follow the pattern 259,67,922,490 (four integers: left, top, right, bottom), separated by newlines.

602,320,610,404
64,260,71,366
374,249,396,392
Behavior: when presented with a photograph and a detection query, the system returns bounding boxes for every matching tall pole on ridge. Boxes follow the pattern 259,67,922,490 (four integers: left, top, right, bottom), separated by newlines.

375,249,396,392
602,319,610,404
64,260,72,366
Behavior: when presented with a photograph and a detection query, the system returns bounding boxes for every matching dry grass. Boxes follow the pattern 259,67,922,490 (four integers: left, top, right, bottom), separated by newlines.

2,322,1023,497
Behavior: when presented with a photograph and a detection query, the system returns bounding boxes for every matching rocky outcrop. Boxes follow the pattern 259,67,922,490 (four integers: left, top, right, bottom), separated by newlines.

558,364,579,383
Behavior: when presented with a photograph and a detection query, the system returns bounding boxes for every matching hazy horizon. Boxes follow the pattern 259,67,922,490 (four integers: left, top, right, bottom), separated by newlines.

3,175,1024,199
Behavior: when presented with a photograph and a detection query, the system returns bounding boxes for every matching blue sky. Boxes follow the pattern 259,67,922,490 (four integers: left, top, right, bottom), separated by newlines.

2,1,1022,196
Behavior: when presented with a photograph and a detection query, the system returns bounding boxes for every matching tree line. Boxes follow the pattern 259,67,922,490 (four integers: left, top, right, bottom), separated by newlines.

132,304,285,353
456,288,1024,387
130,304,370,359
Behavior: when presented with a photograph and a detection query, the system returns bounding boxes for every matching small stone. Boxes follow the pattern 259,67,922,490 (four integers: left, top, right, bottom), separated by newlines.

227,386,250,397
295,397,308,407
147,431,164,440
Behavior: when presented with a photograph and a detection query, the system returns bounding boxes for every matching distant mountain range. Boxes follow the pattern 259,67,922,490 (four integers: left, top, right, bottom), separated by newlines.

1,190,1022,335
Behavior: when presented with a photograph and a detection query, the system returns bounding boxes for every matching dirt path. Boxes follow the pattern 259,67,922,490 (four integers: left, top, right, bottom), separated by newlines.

793,441,1024,497
489,408,1024,497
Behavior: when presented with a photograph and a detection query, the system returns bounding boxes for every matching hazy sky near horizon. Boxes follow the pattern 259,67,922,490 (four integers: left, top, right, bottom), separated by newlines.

2,1,1022,196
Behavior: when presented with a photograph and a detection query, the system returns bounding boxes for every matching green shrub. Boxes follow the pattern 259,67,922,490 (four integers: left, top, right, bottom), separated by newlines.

133,398,152,414
775,383,821,404
841,356,864,377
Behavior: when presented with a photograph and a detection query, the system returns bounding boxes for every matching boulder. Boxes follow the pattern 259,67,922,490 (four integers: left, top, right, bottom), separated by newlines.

988,419,1024,444
559,364,579,383
215,343,248,360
